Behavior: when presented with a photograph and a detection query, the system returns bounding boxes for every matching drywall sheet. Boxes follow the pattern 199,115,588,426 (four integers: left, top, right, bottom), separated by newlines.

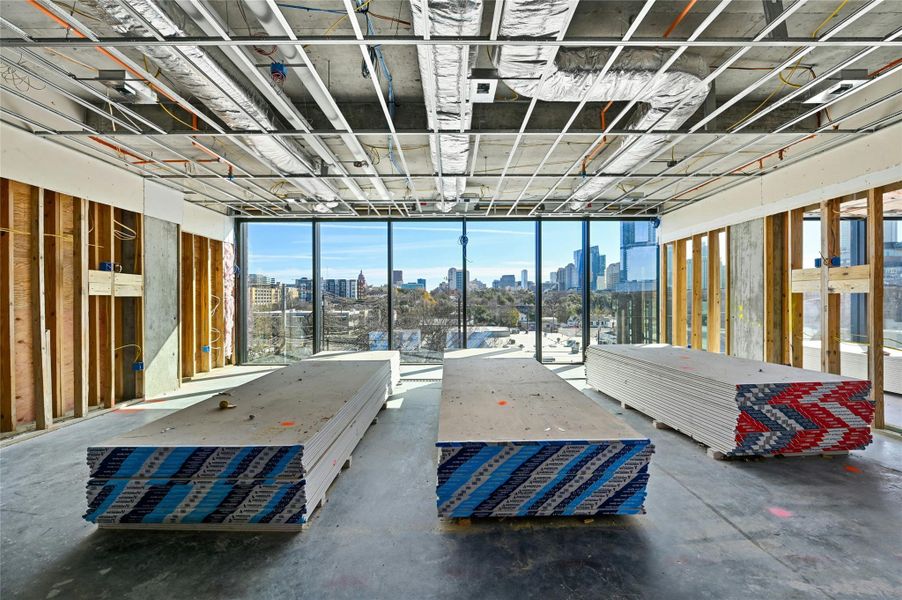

729,218,765,361
142,216,180,398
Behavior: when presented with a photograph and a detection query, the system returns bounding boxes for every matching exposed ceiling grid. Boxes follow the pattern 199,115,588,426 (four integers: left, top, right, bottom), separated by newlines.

0,0,898,217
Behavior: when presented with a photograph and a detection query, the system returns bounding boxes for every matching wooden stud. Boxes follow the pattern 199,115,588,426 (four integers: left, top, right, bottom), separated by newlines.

707,229,721,353
98,204,115,408
88,203,100,406
659,243,668,343
673,239,688,346
197,236,212,373
180,232,196,380
31,188,52,429
789,208,805,368
690,234,703,349
44,191,64,417
820,198,841,374
867,187,884,429
73,198,89,417
725,226,732,355
0,180,15,431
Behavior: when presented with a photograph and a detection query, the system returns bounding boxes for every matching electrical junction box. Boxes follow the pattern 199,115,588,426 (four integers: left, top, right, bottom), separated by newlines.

469,78,498,103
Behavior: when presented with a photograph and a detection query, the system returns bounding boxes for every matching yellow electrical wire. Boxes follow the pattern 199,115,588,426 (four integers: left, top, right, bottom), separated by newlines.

728,0,850,130
158,102,197,131
324,0,373,36
114,343,143,360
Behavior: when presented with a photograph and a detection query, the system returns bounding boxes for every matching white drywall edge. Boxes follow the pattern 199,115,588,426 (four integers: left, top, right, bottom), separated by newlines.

1,122,234,241
0,121,143,212
659,120,902,243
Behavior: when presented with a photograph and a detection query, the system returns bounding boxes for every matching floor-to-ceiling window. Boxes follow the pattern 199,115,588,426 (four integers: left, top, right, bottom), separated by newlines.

541,221,583,364
244,222,313,363
589,221,658,348
321,223,388,352
392,222,463,362
466,221,536,355
242,218,659,364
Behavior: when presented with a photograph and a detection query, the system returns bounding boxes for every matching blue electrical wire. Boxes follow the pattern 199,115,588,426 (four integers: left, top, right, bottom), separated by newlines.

275,3,345,14
357,1,404,178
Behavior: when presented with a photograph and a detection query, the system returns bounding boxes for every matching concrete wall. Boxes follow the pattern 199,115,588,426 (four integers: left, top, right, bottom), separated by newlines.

729,219,765,361
143,216,181,398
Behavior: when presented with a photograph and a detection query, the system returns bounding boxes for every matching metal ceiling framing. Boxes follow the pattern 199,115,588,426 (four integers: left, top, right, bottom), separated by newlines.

0,0,899,218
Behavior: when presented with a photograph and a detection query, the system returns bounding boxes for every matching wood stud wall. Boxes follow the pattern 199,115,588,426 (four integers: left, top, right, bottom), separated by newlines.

1,178,234,435
661,186,891,429
180,232,229,381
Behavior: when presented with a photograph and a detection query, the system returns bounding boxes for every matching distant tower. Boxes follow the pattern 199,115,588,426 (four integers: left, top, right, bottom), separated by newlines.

521,269,528,288
357,270,367,297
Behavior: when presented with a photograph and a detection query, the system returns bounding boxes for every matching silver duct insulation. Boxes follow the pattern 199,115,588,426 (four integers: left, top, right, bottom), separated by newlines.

495,0,709,208
84,0,340,203
410,0,483,211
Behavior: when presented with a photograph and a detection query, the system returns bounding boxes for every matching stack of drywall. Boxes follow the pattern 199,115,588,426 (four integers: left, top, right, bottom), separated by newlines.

308,350,401,387
437,355,653,518
586,344,874,458
84,359,392,530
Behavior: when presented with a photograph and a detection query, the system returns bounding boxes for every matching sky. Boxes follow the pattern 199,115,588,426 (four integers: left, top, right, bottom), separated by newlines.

247,221,642,288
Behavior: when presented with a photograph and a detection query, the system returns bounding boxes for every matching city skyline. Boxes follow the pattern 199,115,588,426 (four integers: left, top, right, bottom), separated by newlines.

248,221,641,288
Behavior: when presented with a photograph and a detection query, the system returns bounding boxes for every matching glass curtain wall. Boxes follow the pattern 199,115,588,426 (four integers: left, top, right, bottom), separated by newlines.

321,223,388,351
392,222,463,362
541,221,583,364
589,221,658,347
242,219,659,364
466,221,536,355
244,222,313,363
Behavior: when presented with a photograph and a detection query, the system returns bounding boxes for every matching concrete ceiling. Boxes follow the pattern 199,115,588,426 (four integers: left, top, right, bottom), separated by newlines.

0,0,900,218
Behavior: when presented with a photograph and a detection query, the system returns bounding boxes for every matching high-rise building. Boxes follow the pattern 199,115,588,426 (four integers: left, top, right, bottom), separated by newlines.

323,279,358,299
357,270,367,297
248,273,275,286
520,269,528,288
417,278,426,289
499,274,517,289
392,270,403,286
295,277,312,303
620,221,657,283
574,246,605,290
565,263,577,290
448,267,466,291
606,262,621,290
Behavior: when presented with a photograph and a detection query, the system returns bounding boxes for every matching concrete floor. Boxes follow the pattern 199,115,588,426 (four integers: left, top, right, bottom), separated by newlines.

1,365,901,600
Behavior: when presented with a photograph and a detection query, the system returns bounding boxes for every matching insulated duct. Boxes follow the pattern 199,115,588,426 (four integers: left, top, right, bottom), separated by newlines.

410,0,483,212
495,0,710,209
83,0,341,204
